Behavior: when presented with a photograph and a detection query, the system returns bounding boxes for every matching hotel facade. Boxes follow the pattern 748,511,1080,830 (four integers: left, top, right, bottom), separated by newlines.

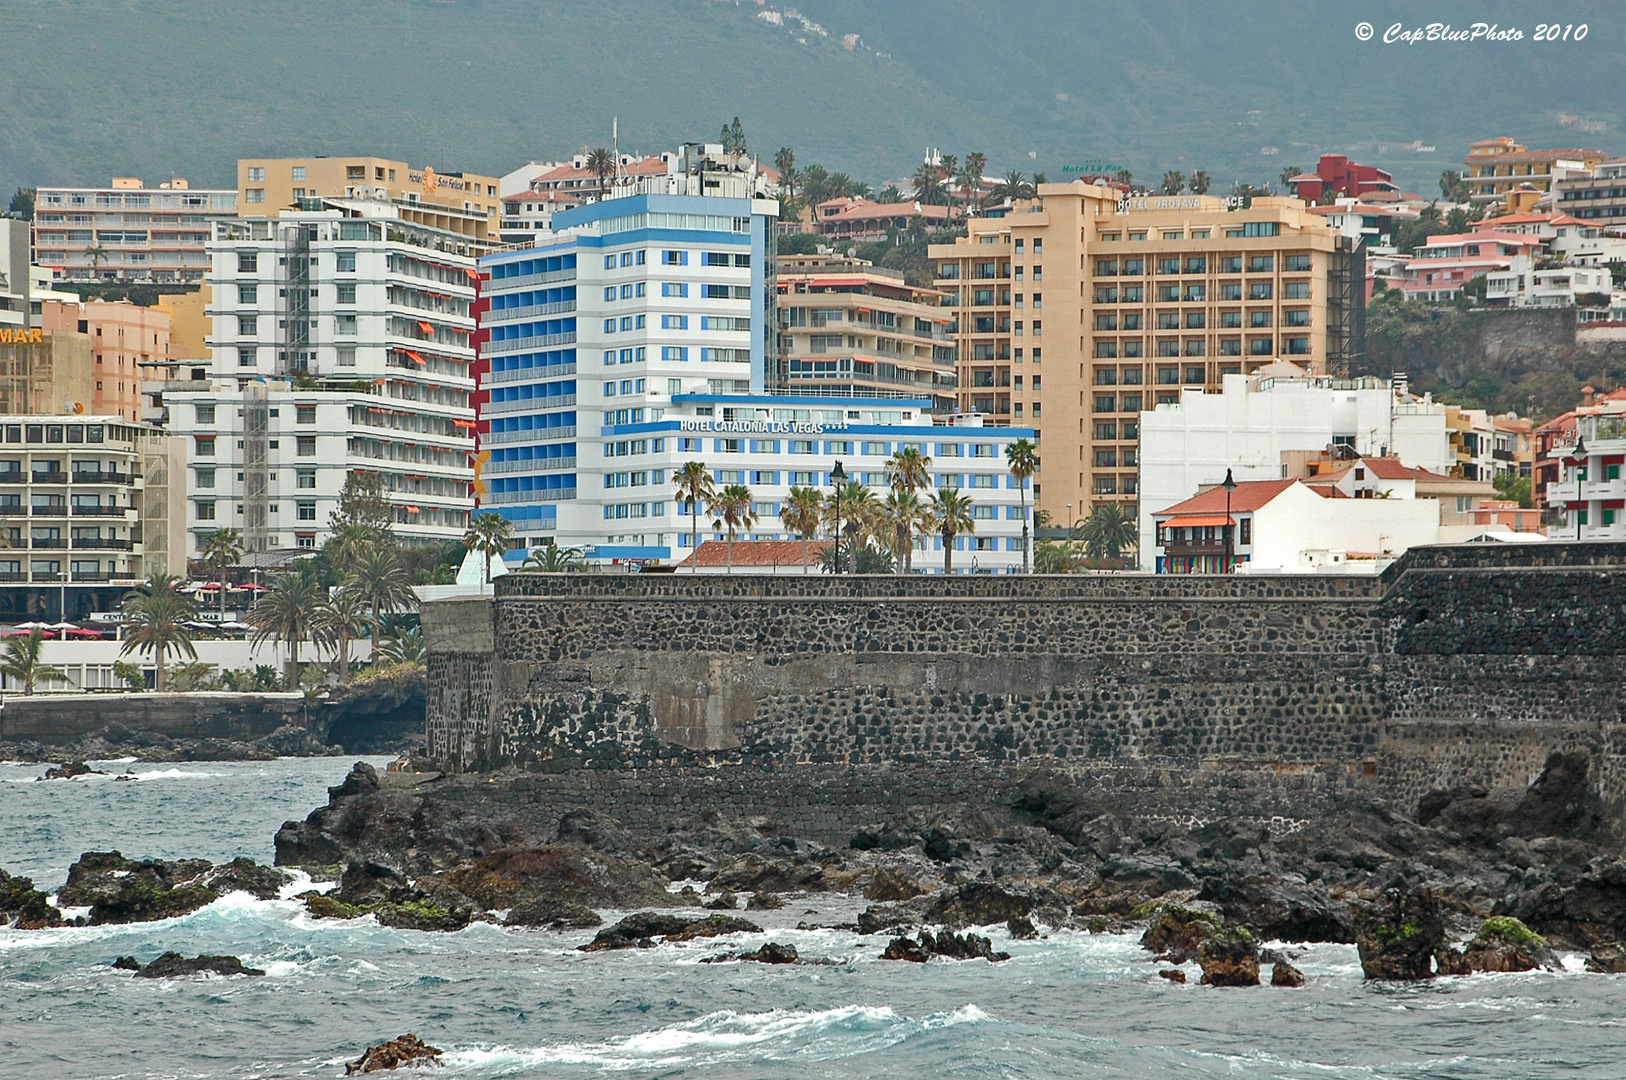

930,184,1364,526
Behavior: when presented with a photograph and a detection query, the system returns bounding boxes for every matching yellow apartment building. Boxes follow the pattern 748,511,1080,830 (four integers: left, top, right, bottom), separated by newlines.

931,183,1362,522
775,253,958,408
1462,137,1611,202
236,156,503,247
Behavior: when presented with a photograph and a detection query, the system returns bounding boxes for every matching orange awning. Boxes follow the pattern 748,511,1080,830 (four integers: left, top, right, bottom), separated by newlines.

462,268,480,281
406,350,426,365
417,321,435,335
1161,515,1234,529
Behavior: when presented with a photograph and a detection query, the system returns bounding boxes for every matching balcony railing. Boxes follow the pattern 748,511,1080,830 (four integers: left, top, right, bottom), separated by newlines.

30,538,67,549
485,456,577,475
485,395,577,414
72,538,134,550
73,506,129,516
31,506,68,517
486,332,578,355
485,426,576,445
70,471,133,484
487,362,576,384
29,472,66,484
485,300,578,323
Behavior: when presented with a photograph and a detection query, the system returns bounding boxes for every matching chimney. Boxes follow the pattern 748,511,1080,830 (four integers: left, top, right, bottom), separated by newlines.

1581,384,1596,406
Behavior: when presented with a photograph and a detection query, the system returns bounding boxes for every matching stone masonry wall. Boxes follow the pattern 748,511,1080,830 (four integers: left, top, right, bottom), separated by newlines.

423,543,1626,835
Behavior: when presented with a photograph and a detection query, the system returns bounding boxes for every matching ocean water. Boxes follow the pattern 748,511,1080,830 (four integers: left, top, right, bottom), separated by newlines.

2,758,1623,1080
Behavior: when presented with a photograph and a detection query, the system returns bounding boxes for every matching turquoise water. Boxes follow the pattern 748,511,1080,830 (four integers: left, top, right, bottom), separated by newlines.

2,758,1623,1079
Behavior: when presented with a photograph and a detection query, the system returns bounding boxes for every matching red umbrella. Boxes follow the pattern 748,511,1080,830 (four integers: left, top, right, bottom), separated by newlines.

237,583,269,591
64,627,105,639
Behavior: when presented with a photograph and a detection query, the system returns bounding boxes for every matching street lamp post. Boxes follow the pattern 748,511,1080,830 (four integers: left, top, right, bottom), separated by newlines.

1066,502,1074,536
1568,435,1588,541
1221,468,1237,574
830,460,846,574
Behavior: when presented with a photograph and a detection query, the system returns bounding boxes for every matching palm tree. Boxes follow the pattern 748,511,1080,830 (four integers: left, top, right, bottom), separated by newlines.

249,571,323,688
931,488,976,574
376,626,425,665
314,584,369,683
1161,170,1185,195
910,162,945,206
878,184,904,204
882,488,932,573
885,446,932,494
673,462,715,571
826,172,857,199
198,527,243,622
824,479,879,556
1034,539,1085,574
1189,170,1211,195
324,522,377,575
1005,438,1038,573
120,573,198,693
779,486,823,574
1279,166,1303,191
351,545,417,648
2,628,67,695
463,512,513,585
995,169,1031,204
707,483,755,573
521,544,586,572
773,146,796,180
800,164,832,206
586,146,615,198
1076,502,1138,563
85,244,109,272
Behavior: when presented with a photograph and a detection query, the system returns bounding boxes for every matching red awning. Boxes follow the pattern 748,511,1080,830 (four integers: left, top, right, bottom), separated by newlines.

462,268,480,281
417,320,435,335
1161,515,1235,529
406,350,426,365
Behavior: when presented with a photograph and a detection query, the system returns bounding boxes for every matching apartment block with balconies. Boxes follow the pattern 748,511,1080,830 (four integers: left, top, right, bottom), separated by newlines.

0,416,185,619
32,177,238,284
1550,412,1626,540
775,253,957,409
930,185,1362,525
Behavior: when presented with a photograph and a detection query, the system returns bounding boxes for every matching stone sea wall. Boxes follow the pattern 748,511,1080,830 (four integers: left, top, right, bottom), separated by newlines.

424,543,1626,834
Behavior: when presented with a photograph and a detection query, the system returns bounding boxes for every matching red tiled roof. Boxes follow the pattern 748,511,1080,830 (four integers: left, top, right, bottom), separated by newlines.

821,200,954,223
1153,479,1298,518
1466,147,1606,164
677,539,833,568
1419,231,1545,247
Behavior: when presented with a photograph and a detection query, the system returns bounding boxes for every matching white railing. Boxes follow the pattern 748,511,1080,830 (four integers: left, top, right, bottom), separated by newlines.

485,300,578,323
486,332,578,355
484,395,577,414
485,426,577,445
487,363,576,384
485,457,577,474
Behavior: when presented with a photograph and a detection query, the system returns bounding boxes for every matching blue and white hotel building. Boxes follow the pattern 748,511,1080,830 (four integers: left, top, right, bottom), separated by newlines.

476,146,1036,570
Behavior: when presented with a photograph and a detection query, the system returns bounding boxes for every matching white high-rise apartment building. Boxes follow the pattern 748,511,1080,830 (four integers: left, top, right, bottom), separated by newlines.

165,201,477,559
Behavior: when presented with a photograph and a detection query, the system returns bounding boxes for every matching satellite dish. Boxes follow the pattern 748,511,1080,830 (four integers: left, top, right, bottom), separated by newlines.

64,400,84,415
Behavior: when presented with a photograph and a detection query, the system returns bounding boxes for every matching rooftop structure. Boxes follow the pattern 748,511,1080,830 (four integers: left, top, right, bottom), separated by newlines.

1462,138,1612,202
1287,154,1399,204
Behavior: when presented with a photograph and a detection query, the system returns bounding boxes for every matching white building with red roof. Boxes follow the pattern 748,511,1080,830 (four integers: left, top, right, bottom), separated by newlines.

1149,476,1439,574
1397,231,1546,301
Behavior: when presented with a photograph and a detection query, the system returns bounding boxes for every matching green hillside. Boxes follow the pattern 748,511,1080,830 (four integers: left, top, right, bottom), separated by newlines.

0,0,1620,197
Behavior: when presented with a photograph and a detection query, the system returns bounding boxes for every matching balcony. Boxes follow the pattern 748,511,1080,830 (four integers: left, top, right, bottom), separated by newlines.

70,471,133,484
485,456,577,475
487,362,576,384
486,332,577,355
30,471,66,485
72,538,134,550
485,426,576,446
30,538,67,549
0,573,24,583
31,506,68,517
73,505,130,516
0,473,22,485
485,300,578,323
485,395,576,415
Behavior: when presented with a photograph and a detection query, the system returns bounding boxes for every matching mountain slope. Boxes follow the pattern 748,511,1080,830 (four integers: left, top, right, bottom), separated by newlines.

0,0,1620,197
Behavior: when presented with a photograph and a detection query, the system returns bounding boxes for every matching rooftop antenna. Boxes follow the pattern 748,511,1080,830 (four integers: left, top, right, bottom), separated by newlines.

613,117,621,186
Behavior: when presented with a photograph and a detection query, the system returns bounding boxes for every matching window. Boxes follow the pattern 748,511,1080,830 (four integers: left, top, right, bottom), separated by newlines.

1186,312,1205,329
662,282,688,297
1156,340,1179,357
336,283,356,304
1156,366,1179,385
703,252,730,267
1249,283,1273,300
1240,518,1251,545
297,468,316,489
296,436,316,456
337,347,356,367
1283,254,1312,272
1158,257,1179,275
1122,258,1144,275
1095,287,1118,303
297,502,317,521
194,404,215,424
1220,283,1242,301
1094,342,1117,358
336,314,357,335
1242,222,1280,238
1184,257,1207,274
195,501,215,521
1094,367,1117,385
662,315,688,329
1249,337,1273,355
239,284,257,304
1096,260,1118,276
1284,310,1310,327
295,405,316,424
1248,255,1275,273
662,250,688,265
1219,256,1242,274
248,167,265,182
1184,284,1205,302
1220,339,1242,356
238,252,258,273
1156,312,1180,330
291,166,305,181
1095,395,1116,413
1185,340,1205,357
194,437,215,455
245,189,264,204
1185,365,1206,382
336,251,356,273
195,467,215,489
1284,282,1311,299
1095,422,1117,440
1122,313,1142,331
1095,314,1117,331
1250,311,1273,328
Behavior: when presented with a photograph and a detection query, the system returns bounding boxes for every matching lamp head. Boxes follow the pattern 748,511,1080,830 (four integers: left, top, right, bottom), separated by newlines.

1222,468,1236,494
831,460,846,484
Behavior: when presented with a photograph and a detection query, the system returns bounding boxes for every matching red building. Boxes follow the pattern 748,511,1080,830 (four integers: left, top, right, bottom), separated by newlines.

1289,155,1400,204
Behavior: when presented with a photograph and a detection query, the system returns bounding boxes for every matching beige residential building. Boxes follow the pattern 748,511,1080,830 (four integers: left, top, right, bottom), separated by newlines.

930,184,1362,521
32,177,238,284
0,327,95,416
236,156,502,247
157,286,211,359
775,253,957,407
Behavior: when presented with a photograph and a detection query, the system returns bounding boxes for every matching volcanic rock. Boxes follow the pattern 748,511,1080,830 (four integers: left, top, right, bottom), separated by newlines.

880,936,929,962
880,930,1009,963
704,891,739,910
1356,886,1447,980
1197,926,1260,986
865,866,928,902
40,761,99,780
1584,942,1626,973
1270,960,1306,987
1139,904,1217,964
56,851,219,925
925,881,1036,929
503,898,602,930
738,942,798,964
579,912,760,952
1462,917,1562,972
345,1034,443,1074
1158,968,1186,984
129,952,265,978
1195,874,1355,943
0,867,65,928
1006,915,1039,940
746,890,784,910
441,845,673,911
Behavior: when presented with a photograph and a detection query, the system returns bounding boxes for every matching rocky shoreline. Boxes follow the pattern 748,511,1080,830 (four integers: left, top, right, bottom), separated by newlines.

1,722,342,764
7,752,1626,983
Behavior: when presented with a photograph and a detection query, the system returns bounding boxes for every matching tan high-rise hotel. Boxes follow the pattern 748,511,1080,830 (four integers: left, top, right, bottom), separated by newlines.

930,184,1362,525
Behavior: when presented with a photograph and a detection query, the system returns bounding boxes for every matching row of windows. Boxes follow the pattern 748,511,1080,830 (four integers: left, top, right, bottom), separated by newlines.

1092,282,1312,303
1093,254,1311,275
604,251,751,269
194,467,318,489
194,436,318,455
670,437,1008,459
1094,310,1311,331
490,253,577,280
196,500,318,521
1093,338,1309,358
